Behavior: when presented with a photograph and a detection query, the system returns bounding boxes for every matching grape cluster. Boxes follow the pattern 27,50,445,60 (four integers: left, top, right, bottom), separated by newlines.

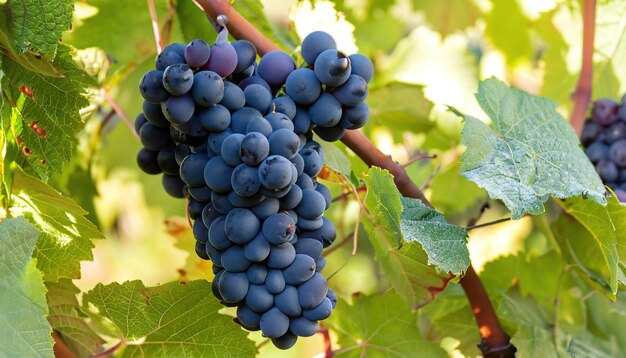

582,97,626,202
135,27,372,349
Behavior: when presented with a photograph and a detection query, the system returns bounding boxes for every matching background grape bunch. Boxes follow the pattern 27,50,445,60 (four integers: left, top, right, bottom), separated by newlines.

582,97,626,202
135,24,373,349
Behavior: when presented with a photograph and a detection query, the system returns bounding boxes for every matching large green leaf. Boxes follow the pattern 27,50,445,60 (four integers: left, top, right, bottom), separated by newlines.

3,44,92,180
400,197,469,274
0,0,73,59
361,167,455,309
46,279,104,357
84,280,256,357
554,192,626,293
10,167,103,281
366,82,434,140
428,162,488,215
0,217,53,358
325,291,446,357
457,77,605,219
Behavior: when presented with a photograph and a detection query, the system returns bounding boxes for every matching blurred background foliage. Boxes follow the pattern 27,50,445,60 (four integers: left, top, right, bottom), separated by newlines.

55,0,626,356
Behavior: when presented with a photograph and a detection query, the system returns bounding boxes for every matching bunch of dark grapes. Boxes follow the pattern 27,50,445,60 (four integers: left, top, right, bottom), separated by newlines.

135,22,372,349
582,97,626,202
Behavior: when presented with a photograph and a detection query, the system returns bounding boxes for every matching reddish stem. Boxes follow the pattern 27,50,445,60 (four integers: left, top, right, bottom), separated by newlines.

147,0,163,53
570,0,596,136
193,0,514,355
319,325,333,357
102,90,139,140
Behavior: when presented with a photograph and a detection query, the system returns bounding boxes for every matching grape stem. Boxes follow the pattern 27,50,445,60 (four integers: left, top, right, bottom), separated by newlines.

146,0,163,53
570,0,596,136
194,0,514,355
102,89,139,140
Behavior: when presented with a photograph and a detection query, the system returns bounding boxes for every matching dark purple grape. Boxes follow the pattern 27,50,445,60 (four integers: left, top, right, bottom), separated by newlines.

232,40,257,74
257,50,295,87
285,68,322,106
605,122,626,143
163,64,194,96
185,39,211,68
162,174,186,198
192,71,224,107
309,93,342,127
314,123,346,142
331,74,367,106
596,160,619,182
349,53,374,83
239,76,272,93
585,142,609,163
220,81,246,111
139,70,169,103
161,94,195,125
206,41,238,77
301,31,336,64
592,99,619,126
610,139,626,167
340,101,369,130
137,148,161,175
314,49,351,87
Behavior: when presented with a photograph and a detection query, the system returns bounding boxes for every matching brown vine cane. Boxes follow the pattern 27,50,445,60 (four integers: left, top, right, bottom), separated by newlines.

193,1,516,355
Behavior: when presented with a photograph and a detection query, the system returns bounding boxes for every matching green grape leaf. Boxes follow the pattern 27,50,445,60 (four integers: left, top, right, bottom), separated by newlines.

46,279,104,357
10,167,103,281
428,162,488,215
400,197,469,274
412,0,481,37
318,138,352,179
176,1,217,42
0,217,54,358
361,167,455,309
234,0,297,51
0,0,73,59
553,191,626,294
484,0,532,64
456,77,605,219
3,44,92,180
84,280,256,357
366,82,434,141
325,291,446,357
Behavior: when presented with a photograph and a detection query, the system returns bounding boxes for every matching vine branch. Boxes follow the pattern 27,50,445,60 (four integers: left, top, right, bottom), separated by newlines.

570,0,596,136
194,0,514,355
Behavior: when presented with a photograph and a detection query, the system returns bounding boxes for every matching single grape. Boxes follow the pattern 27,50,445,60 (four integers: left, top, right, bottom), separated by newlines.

326,289,338,308
349,53,374,83
240,132,270,166
289,317,318,337
218,271,249,303
231,164,262,197
257,50,296,87
297,273,328,309
585,142,609,163
272,332,298,350
267,243,296,269
211,190,234,214
296,173,315,190
140,123,171,151
225,208,260,244
294,239,323,259
221,245,252,272
296,189,326,219
262,213,296,244
265,112,295,132
314,49,351,87
247,263,268,285
265,269,286,294
309,93,342,127
596,160,619,183
208,128,233,154
285,68,322,106
163,64,194,96
301,31,337,64
204,156,234,192
260,307,290,338
274,285,301,317
269,128,300,159
155,47,185,70
135,113,147,133
279,185,303,210
609,139,626,167
340,101,369,130
202,203,221,228
270,96,297,119
251,198,280,220
244,233,271,262
315,123,346,142
206,41,238,77
315,256,326,272
191,71,224,107
246,116,273,137
137,148,162,175
192,218,209,244
195,240,210,260
301,217,336,247
259,155,296,190
198,104,231,132
232,40,257,74
139,70,169,103
300,146,323,177
221,133,245,166
291,154,305,177
592,98,620,126
315,183,332,210
332,74,368,106
185,39,211,68
231,107,262,134
292,107,313,134
237,304,261,331
220,81,246,111
244,84,272,113
605,122,626,143
161,174,186,198
162,94,195,125
156,145,178,175
282,254,316,285
209,216,232,250
245,284,274,313
142,100,170,128
180,152,210,187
